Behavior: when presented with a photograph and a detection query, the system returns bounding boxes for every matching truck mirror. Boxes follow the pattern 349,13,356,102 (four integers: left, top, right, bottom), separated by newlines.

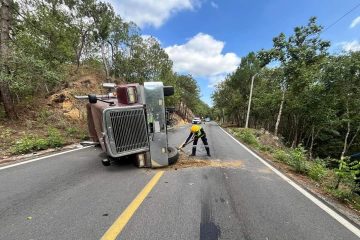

163,86,174,96
88,94,97,104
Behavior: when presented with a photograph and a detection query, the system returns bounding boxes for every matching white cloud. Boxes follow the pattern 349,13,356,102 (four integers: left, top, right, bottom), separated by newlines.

350,16,360,28
208,74,228,88
340,40,360,52
106,0,200,28
211,1,218,9
165,33,241,87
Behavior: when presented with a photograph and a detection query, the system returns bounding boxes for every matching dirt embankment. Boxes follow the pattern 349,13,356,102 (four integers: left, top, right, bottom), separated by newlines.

0,73,189,162
0,73,108,160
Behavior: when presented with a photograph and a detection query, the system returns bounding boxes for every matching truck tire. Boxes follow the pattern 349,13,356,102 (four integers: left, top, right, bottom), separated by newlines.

168,146,179,165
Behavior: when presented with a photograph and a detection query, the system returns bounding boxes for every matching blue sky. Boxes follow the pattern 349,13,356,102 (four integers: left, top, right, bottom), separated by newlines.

107,0,360,105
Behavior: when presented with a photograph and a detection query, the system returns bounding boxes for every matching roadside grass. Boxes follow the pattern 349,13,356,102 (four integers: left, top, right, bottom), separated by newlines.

1,106,88,157
228,127,360,211
11,128,65,154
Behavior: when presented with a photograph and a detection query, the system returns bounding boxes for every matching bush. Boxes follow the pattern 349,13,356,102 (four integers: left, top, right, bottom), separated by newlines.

327,188,353,202
66,127,78,137
259,145,274,153
235,129,259,147
289,146,308,173
273,149,290,163
12,135,48,154
322,169,338,189
308,160,327,181
11,128,64,154
47,128,64,148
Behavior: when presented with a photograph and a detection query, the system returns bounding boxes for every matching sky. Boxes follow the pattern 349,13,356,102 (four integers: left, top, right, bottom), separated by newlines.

106,0,360,106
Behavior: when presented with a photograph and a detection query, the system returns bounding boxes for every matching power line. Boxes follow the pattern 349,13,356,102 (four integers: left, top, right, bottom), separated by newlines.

322,2,360,33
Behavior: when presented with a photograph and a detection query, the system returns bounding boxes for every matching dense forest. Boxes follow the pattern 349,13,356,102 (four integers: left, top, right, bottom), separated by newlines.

0,0,211,120
212,17,360,160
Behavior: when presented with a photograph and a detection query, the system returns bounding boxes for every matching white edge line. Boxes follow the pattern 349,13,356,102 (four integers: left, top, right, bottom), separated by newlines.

0,146,93,171
219,126,360,237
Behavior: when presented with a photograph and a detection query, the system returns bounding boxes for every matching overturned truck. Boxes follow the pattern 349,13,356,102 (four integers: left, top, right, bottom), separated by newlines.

76,82,178,168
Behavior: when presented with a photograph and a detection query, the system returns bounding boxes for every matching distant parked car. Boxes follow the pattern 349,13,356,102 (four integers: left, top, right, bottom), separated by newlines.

205,117,210,122
192,117,202,124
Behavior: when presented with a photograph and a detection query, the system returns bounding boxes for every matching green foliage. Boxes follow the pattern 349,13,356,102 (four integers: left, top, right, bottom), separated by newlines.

66,127,79,137
235,129,259,147
273,149,290,163
65,126,88,140
2,0,205,120
308,160,327,181
12,136,49,154
212,17,360,159
288,146,308,173
334,158,360,190
11,128,64,154
259,145,274,153
327,188,353,203
47,128,64,148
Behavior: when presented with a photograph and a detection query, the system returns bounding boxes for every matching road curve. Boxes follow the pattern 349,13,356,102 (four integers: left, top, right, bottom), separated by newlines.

0,122,359,240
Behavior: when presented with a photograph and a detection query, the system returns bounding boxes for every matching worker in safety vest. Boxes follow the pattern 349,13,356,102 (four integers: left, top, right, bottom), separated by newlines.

182,125,211,156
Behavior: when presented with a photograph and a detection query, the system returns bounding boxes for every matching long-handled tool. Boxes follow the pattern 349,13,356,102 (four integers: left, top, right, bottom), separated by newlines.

177,138,195,152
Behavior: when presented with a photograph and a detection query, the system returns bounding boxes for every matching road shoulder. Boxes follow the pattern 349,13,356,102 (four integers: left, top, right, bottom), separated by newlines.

220,126,360,231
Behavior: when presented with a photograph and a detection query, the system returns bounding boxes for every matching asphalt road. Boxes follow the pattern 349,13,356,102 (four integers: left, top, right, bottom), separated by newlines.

0,122,359,240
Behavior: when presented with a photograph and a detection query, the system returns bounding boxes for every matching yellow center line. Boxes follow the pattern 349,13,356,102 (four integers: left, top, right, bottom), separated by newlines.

100,171,164,240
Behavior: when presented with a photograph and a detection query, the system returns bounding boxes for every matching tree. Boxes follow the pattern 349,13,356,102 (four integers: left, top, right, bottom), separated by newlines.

323,53,360,159
211,17,360,159
0,0,17,119
269,17,330,145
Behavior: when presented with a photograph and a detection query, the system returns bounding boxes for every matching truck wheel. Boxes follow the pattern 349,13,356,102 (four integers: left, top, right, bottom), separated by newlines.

168,146,179,165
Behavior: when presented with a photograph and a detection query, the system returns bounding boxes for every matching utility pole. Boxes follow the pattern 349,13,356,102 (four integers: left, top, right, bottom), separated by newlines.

0,0,16,119
245,72,258,129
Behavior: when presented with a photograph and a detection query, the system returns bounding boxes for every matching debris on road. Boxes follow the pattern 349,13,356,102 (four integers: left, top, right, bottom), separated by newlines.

164,152,243,170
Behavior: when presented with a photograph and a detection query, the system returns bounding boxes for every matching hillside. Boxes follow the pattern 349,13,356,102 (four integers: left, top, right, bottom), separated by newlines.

0,70,192,161
0,72,101,159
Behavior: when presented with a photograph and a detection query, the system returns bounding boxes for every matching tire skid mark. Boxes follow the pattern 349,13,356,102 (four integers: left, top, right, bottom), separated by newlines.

200,181,221,240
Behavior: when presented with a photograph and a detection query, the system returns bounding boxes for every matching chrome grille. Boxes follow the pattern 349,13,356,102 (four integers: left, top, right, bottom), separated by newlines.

105,107,149,156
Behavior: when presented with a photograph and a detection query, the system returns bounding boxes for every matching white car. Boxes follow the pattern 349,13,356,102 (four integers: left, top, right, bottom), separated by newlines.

192,117,202,124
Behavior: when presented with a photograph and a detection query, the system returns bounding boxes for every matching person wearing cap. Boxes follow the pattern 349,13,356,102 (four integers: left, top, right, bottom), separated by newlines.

182,125,211,157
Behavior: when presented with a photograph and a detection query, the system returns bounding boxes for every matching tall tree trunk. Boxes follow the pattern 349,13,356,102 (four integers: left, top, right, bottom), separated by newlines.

309,125,315,159
245,73,258,128
107,40,115,79
0,0,16,119
75,30,88,72
274,89,285,136
347,126,359,153
291,115,298,148
101,42,109,77
341,103,351,159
